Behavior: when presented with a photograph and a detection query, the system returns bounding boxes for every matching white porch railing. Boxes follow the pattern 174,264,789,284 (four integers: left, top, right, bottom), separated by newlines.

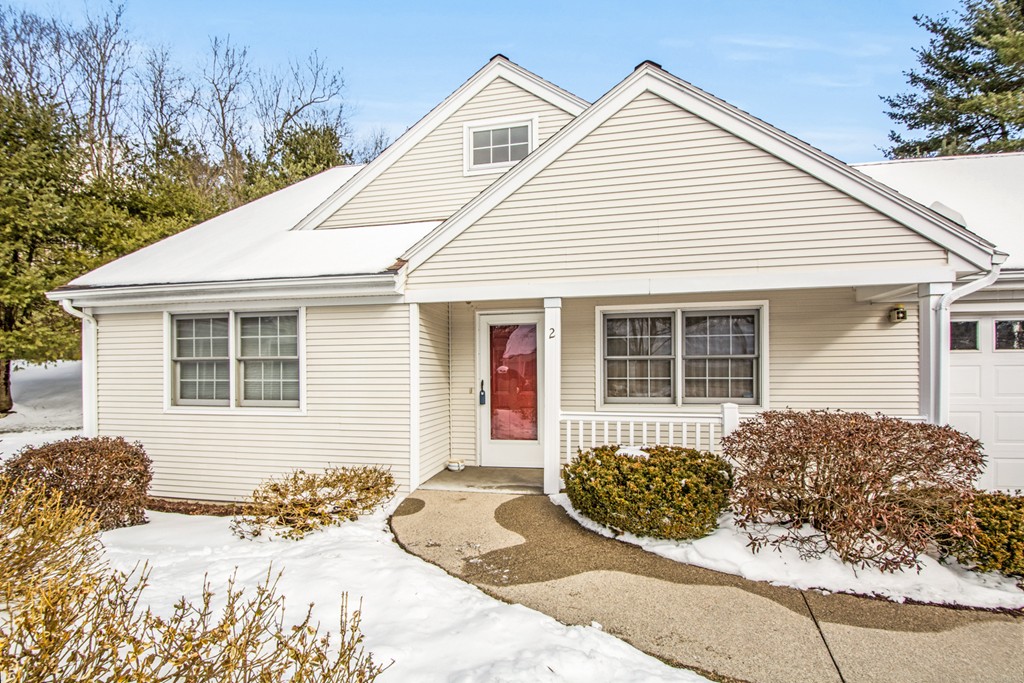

559,403,740,461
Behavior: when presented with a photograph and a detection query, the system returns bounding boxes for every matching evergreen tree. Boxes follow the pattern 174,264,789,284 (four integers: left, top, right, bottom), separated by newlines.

884,0,1024,157
0,93,118,411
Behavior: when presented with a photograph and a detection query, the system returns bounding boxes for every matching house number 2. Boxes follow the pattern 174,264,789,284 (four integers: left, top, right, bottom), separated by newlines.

549,328,556,339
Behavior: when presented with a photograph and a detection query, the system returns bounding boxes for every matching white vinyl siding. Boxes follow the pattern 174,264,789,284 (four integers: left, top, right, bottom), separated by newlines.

408,90,948,289
318,77,574,229
95,306,411,502
419,303,451,481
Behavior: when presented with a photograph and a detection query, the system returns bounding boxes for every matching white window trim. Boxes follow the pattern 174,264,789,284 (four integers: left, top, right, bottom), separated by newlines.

163,307,307,416
463,114,539,176
993,317,1024,353
594,301,770,412
949,318,981,353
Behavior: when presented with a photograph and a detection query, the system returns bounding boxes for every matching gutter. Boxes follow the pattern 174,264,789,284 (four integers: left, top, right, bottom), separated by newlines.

931,251,1008,426
60,299,98,437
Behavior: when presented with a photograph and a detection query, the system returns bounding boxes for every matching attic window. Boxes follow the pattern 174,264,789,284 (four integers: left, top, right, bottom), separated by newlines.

464,117,537,174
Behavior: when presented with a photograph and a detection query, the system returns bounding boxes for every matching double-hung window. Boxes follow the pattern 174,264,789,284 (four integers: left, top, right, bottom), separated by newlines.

171,312,300,408
602,308,761,406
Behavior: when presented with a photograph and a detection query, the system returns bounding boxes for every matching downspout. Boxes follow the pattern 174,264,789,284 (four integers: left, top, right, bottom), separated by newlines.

60,299,98,437
933,253,1007,425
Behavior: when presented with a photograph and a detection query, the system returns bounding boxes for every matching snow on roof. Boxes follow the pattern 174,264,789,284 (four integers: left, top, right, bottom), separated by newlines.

70,166,440,288
855,153,1024,269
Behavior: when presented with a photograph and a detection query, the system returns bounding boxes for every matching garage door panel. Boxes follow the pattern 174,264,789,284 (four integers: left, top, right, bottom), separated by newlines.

994,412,1024,444
993,460,1024,490
994,365,1024,397
950,365,982,398
949,411,981,439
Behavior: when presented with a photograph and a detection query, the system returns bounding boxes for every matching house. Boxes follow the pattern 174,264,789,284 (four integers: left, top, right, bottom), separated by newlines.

855,153,1024,491
49,56,1015,501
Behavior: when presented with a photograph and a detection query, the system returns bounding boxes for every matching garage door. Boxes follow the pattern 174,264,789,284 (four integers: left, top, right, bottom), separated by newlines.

950,315,1024,490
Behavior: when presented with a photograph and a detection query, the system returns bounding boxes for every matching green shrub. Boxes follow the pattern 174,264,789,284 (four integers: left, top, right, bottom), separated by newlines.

948,491,1024,578
232,465,397,540
0,478,390,682
2,436,152,530
723,410,984,571
563,445,732,540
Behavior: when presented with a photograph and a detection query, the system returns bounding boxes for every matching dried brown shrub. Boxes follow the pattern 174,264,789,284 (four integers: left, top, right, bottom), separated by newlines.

232,466,397,540
722,410,983,571
563,445,732,540
2,436,152,530
0,478,390,682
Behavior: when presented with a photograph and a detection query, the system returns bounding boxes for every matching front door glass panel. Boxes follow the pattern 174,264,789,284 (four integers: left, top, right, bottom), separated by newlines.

489,324,538,440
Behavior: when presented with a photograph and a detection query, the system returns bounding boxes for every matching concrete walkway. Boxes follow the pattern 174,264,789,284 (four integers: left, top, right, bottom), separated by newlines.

390,490,1024,683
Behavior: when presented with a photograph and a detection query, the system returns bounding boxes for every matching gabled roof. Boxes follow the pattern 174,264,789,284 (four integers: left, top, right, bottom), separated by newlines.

60,166,438,290
855,153,1024,269
291,55,589,232
403,62,997,274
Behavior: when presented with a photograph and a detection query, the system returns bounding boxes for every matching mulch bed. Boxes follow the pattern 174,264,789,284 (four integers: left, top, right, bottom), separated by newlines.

146,496,239,517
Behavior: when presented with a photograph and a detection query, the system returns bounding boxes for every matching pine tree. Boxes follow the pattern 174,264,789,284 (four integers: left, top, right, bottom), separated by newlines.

0,93,117,412
884,0,1024,157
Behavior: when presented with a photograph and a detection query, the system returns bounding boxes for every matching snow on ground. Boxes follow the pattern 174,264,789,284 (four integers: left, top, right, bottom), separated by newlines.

0,428,82,460
552,494,1024,610
102,509,710,683
0,360,82,433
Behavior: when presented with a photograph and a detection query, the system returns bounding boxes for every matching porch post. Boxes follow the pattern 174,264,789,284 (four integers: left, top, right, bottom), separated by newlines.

918,283,952,424
543,298,562,495
409,303,421,489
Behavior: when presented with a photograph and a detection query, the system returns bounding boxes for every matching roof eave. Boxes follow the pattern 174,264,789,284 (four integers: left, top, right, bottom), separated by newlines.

48,273,400,308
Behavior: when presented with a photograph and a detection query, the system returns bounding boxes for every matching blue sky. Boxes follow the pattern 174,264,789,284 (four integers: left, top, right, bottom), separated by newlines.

34,1,963,162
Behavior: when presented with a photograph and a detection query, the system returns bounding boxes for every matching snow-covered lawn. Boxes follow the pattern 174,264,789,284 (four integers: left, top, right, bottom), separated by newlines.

0,360,82,433
101,509,709,682
552,493,1024,610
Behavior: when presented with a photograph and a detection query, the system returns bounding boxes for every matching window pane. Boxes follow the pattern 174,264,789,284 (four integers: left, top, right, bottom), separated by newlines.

709,336,731,355
510,143,529,161
732,315,755,335
628,336,650,355
492,146,509,163
606,360,627,378
176,319,194,338
734,335,756,354
709,316,731,334
279,316,297,335
650,379,672,397
473,148,490,165
707,378,729,397
650,359,672,378
492,127,509,145
995,320,1024,350
240,337,260,356
731,379,754,398
685,336,708,355
731,358,755,378
685,379,706,398
279,337,298,356
509,125,529,144
195,338,211,357
707,359,730,378
606,337,627,356
607,378,627,397
176,338,193,358
628,379,648,397
950,321,978,351
472,130,489,147
606,318,627,336
685,316,708,336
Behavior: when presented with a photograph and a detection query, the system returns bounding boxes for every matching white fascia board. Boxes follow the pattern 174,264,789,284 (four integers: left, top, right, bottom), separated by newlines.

48,273,399,308
291,57,588,233
404,266,958,304
404,65,995,274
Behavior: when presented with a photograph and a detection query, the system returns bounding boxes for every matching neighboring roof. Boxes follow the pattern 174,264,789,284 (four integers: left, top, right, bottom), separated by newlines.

404,62,998,275
292,54,589,232
855,153,1024,269
66,166,438,289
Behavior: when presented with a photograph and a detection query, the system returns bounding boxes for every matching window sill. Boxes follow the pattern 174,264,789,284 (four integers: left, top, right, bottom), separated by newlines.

164,406,307,417
595,402,765,414
463,163,517,177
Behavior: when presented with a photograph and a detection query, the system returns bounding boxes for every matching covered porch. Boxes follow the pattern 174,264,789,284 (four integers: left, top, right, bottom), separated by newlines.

409,282,948,495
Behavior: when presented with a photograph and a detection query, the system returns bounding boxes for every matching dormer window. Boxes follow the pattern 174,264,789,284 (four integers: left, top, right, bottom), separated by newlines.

464,116,538,175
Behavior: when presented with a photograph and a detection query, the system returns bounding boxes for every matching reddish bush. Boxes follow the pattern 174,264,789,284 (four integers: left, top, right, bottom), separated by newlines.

722,410,983,571
2,436,152,530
